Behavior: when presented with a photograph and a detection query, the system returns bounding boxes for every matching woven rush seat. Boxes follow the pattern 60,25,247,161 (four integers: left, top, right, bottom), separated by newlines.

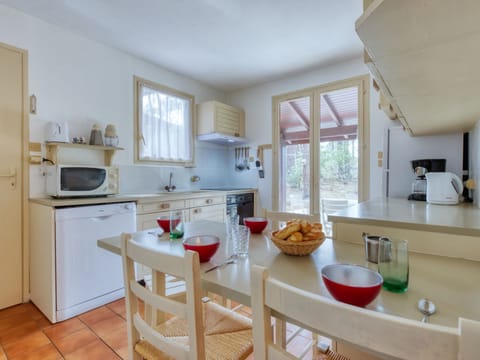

135,301,253,360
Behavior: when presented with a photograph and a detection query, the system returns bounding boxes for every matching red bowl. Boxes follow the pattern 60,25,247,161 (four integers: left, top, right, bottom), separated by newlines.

156,216,171,232
243,217,268,234
321,264,383,307
182,235,220,262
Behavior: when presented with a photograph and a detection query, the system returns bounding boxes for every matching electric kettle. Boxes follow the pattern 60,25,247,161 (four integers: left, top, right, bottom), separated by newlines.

45,121,69,143
425,172,463,205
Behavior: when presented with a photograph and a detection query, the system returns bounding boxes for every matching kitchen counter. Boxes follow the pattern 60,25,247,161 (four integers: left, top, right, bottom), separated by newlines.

330,198,480,237
330,198,480,261
29,190,234,207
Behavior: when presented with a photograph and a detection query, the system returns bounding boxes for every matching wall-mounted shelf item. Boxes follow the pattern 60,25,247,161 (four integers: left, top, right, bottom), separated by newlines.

45,142,124,166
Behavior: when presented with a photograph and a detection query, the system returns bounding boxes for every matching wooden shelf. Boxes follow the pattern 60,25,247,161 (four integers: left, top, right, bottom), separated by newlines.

45,142,124,166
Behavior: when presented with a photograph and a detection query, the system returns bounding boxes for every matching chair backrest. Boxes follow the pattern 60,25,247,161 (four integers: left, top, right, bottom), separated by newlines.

251,265,479,360
263,209,320,231
321,199,350,236
121,233,205,360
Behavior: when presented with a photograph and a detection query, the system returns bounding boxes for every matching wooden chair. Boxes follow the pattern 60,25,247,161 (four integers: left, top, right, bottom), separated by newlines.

262,209,322,355
121,233,254,360
320,199,349,237
251,265,480,360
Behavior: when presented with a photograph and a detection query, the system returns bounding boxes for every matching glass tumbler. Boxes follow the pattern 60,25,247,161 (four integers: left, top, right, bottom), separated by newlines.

378,237,409,292
169,210,185,240
232,225,250,257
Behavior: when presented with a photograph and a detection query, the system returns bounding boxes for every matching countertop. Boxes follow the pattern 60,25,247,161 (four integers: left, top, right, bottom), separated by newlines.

29,188,257,207
329,198,480,237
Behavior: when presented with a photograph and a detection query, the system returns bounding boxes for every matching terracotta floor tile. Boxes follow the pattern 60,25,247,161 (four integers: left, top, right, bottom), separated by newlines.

44,318,86,342
78,306,116,327
0,303,30,320
114,345,128,359
3,330,51,358
101,325,128,351
52,328,97,356
88,314,125,339
25,302,47,320
106,298,126,319
0,311,34,333
65,338,120,360
0,320,39,343
9,343,63,360
35,315,53,329
0,345,7,360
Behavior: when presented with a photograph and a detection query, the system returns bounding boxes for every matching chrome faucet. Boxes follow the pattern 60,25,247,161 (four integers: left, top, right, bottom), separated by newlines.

164,172,176,192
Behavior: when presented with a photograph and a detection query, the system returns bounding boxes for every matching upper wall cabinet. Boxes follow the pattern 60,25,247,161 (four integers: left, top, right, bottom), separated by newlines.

356,0,480,136
196,101,248,145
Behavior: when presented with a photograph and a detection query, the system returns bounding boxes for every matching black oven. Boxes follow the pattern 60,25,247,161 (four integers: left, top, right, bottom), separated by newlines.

226,193,254,224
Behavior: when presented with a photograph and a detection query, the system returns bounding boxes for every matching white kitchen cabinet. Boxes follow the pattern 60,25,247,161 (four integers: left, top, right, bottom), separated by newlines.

356,0,480,135
136,199,187,230
197,101,245,138
136,194,226,230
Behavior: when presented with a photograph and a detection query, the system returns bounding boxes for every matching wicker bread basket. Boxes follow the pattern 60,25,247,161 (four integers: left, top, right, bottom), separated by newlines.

271,231,325,256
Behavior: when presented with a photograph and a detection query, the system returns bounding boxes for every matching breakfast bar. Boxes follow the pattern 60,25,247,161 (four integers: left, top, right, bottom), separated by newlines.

329,198,480,261
98,220,480,329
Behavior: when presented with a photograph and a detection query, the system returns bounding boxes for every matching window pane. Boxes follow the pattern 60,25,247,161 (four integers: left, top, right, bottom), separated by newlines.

319,86,358,235
137,80,193,164
278,96,311,214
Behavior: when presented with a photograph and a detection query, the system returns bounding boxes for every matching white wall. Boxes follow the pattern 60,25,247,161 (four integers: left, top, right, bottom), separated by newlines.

226,58,394,210
0,5,229,197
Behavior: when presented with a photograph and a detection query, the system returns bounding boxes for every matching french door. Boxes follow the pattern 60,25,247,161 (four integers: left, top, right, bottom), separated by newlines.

272,76,369,226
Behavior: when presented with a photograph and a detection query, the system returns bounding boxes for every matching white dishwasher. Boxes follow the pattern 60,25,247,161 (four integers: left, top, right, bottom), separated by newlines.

55,202,136,321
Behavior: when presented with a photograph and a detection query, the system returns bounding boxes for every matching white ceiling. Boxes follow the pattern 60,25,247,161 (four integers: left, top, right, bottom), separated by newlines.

0,0,364,91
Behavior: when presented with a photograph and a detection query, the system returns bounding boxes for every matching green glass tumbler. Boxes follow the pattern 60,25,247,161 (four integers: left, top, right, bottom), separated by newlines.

378,237,409,293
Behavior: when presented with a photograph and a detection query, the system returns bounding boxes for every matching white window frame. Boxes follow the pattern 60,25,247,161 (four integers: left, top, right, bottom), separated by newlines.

134,76,195,166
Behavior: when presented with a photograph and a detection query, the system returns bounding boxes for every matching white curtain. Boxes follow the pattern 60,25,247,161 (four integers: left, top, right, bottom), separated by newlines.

139,85,192,162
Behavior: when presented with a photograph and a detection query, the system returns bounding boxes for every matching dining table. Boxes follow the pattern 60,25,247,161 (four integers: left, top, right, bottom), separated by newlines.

97,220,480,329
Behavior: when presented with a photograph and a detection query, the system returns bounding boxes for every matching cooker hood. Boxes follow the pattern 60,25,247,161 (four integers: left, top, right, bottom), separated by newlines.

197,132,248,145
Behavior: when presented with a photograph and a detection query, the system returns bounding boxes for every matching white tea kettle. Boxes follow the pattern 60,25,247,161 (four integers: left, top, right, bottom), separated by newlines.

425,172,463,205
45,121,69,143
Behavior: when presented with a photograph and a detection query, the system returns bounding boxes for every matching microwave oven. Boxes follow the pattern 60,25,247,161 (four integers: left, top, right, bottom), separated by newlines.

46,165,119,198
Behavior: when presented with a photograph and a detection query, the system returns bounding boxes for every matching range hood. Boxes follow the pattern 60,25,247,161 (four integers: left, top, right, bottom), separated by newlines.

197,132,248,145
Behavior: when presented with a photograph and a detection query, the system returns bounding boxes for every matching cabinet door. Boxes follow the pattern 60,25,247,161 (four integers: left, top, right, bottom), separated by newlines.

215,103,245,137
136,211,170,230
190,204,226,222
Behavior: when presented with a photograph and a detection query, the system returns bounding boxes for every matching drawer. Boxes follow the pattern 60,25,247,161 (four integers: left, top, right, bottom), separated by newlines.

137,200,186,214
189,204,226,222
190,196,225,207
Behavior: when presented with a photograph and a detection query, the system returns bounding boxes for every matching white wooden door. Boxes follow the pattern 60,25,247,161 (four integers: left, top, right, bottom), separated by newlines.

0,43,26,309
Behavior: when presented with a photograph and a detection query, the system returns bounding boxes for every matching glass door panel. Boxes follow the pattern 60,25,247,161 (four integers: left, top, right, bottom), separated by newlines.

278,96,311,214
319,86,359,234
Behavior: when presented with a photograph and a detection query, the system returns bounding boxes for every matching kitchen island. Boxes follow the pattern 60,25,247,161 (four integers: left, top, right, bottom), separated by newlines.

329,198,480,261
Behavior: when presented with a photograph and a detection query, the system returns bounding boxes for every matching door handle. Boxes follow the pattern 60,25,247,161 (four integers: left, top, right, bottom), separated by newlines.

0,167,16,190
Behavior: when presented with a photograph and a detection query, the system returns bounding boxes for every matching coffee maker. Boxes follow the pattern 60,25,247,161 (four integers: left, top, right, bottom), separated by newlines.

407,159,446,201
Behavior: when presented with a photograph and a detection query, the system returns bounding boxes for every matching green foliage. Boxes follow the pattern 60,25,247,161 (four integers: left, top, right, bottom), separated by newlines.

320,140,357,182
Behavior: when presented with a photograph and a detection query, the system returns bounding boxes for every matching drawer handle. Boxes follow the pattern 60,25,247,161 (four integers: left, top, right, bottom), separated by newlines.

159,203,170,209
194,208,201,214
205,199,213,204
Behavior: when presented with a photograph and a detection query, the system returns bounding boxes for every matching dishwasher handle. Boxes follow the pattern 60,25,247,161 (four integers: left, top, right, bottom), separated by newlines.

90,215,114,222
